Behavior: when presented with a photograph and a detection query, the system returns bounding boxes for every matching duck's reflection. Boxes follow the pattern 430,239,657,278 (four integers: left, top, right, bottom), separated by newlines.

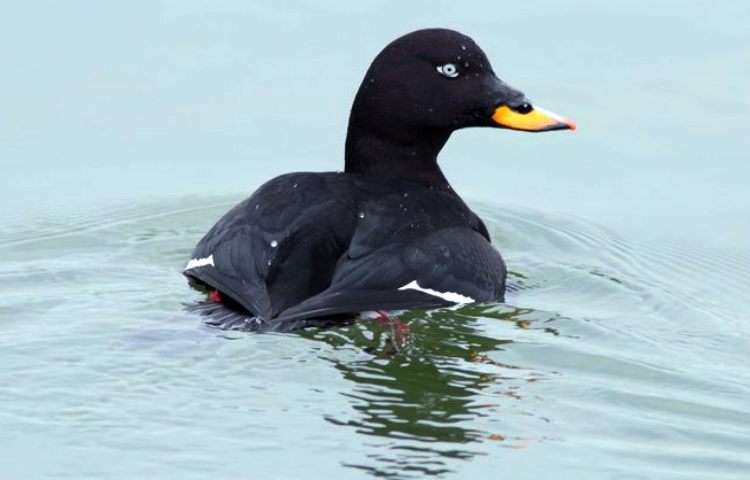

296,305,560,479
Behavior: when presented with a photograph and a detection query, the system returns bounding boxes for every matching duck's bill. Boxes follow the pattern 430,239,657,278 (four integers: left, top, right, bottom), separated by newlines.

491,105,576,132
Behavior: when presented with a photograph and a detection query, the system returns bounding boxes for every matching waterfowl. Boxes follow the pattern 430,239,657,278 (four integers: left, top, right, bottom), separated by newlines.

184,28,575,331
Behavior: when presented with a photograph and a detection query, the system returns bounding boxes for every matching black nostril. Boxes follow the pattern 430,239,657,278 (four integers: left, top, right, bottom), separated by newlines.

510,102,533,114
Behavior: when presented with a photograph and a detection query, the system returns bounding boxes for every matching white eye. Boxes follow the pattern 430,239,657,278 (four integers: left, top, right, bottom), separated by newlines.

436,63,459,78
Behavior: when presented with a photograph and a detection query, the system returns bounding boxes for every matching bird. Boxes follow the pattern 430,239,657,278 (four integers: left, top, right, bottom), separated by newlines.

183,28,575,332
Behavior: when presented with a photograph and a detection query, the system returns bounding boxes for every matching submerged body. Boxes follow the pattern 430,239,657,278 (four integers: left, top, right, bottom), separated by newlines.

184,28,574,331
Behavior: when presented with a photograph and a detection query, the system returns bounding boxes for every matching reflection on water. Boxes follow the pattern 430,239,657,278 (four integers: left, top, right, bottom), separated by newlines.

295,305,565,478
1,197,749,480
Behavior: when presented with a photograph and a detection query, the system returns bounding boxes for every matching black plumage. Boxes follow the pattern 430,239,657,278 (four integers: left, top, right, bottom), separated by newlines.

184,28,574,331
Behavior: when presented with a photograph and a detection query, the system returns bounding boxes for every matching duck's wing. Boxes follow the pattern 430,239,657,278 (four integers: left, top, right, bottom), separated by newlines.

184,172,357,319
274,226,505,324
273,191,506,324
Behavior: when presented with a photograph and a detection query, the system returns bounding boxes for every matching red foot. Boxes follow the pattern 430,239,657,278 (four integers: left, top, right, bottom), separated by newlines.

375,310,392,329
209,289,222,303
375,310,411,343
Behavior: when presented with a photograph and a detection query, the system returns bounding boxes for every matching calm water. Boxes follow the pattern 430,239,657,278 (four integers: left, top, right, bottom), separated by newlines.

1,1,749,479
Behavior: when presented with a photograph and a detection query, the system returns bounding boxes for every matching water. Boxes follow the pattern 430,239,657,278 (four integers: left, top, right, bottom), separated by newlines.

1,1,749,479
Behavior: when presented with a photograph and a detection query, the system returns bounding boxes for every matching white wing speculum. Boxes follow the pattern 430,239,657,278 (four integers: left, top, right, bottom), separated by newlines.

398,280,474,304
185,255,214,271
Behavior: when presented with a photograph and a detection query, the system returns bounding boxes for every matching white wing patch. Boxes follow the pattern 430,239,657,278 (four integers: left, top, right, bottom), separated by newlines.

185,255,214,270
398,280,474,304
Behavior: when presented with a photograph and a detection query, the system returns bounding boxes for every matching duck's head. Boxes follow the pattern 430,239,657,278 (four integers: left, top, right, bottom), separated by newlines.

345,28,575,178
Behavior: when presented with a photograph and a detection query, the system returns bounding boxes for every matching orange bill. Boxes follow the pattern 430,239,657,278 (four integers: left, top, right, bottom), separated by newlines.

491,105,576,132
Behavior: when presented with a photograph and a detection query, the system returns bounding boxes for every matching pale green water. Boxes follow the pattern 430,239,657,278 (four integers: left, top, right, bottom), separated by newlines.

1,1,749,479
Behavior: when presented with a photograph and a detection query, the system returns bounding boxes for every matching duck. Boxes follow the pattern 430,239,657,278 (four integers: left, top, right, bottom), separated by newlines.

184,28,575,332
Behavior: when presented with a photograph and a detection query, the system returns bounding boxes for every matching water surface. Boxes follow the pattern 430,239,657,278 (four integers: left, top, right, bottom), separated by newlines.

2,197,748,479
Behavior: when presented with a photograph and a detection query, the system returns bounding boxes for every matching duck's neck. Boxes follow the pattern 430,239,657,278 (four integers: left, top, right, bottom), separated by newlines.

344,126,453,190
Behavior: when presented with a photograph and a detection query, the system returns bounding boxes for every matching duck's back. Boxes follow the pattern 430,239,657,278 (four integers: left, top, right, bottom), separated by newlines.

185,172,358,319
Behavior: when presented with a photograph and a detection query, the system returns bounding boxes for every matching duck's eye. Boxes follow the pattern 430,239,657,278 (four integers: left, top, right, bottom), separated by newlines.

436,63,459,78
